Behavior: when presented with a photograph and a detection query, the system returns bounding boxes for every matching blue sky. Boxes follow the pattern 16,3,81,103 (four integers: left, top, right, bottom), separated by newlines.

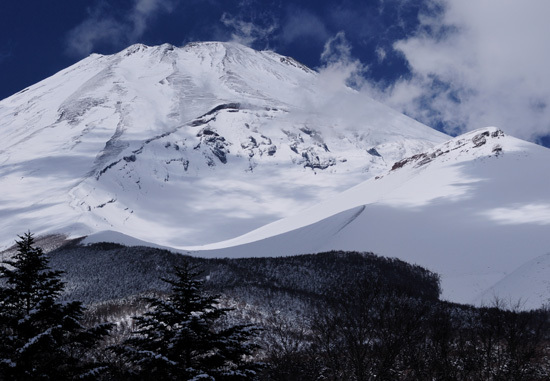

1,0,550,146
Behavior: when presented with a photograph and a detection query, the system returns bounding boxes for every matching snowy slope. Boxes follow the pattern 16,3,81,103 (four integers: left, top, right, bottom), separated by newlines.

187,128,550,309
474,253,550,309
0,42,447,249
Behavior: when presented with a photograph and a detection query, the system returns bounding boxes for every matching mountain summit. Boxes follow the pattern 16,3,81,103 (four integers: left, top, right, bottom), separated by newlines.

0,42,446,248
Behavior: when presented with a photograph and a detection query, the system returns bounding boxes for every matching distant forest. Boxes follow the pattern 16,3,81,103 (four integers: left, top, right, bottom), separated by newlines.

1,234,549,380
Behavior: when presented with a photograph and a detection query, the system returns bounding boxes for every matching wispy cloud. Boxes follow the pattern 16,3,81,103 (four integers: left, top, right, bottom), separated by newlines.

374,0,550,141
65,0,178,57
65,18,124,57
132,0,177,38
293,32,386,136
280,7,329,45
220,12,278,47
318,32,367,90
220,4,331,51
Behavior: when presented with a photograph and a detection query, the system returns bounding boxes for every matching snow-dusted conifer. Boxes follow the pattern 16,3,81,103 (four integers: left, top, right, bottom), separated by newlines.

117,261,260,380
0,232,112,380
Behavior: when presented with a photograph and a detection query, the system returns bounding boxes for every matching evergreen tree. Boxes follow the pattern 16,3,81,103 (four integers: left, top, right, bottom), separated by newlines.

0,232,112,380
116,261,260,380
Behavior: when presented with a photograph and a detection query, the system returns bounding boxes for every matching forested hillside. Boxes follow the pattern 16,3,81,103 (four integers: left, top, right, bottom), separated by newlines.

46,239,440,305
2,236,549,379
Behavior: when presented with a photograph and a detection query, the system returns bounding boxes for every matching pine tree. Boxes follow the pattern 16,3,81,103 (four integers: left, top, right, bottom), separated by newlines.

0,232,112,380
116,261,260,380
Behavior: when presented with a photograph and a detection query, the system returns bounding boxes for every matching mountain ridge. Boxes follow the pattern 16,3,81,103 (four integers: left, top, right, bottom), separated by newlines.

177,127,550,308
0,41,447,249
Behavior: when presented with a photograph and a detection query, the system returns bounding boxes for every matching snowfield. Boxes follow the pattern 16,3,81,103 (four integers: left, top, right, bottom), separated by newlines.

1,42,549,309
0,42,445,249
182,128,550,309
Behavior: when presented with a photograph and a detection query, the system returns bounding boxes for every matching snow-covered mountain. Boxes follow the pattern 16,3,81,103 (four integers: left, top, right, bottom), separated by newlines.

0,42,446,249
184,128,550,309
2,42,548,309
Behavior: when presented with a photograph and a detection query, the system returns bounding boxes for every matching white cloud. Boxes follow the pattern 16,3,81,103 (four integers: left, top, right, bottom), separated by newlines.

318,32,367,90
375,46,387,63
220,12,278,47
66,18,125,57
377,0,550,141
65,0,177,57
321,32,352,65
131,0,176,39
220,12,279,46
293,32,383,135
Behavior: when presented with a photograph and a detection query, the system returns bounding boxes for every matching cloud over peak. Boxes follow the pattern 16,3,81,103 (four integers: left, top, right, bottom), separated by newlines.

65,0,177,57
220,12,278,47
382,0,550,141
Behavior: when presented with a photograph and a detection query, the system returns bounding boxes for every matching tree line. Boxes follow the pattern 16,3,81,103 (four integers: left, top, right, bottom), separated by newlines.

0,233,259,380
262,278,550,380
1,233,549,380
